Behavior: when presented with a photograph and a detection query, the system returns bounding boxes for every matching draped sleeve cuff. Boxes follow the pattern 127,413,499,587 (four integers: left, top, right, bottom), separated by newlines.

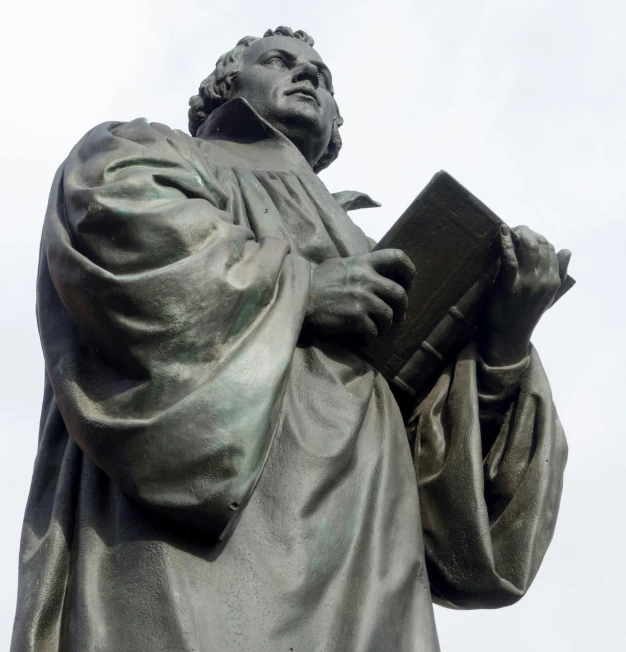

477,352,530,403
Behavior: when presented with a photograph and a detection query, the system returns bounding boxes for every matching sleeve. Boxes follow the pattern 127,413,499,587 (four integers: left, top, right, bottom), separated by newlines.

39,119,311,539
408,341,568,608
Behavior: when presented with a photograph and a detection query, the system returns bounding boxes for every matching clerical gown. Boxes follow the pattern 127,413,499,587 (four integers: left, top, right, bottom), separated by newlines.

11,98,567,652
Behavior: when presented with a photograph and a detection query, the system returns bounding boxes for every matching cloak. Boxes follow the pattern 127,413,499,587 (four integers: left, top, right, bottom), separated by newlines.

11,98,567,652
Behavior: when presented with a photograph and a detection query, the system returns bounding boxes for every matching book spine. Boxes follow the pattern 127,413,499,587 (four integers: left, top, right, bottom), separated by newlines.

390,263,498,397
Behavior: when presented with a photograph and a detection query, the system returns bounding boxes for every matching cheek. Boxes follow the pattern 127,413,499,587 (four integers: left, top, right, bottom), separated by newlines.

241,67,283,97
320,102,337,137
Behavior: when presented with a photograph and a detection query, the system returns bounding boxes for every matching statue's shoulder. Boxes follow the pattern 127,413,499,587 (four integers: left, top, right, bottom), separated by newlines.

69,119,202,169
82,118,195,147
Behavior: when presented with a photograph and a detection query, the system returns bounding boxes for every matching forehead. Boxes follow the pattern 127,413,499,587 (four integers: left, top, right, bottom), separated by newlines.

243,35,326,67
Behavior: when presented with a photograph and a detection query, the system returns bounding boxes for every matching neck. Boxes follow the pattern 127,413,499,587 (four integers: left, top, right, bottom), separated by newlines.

271,121,327,168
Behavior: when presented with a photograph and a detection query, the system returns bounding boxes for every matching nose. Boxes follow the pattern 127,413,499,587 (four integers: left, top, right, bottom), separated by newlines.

292,61,319,88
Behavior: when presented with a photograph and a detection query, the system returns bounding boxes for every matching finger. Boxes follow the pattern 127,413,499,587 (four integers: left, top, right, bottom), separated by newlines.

373,277,408,321
512,225,539,271
557,249,572,281
548,243,560,277
362,295,395,335
367,249,416,291
352,314,379,340
498,225,518,286
536,242,554,274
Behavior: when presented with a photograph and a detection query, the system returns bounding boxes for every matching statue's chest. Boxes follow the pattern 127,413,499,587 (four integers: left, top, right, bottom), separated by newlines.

212,164,370,264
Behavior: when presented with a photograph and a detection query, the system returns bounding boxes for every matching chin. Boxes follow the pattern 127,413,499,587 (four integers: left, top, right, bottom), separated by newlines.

280,104,330,135
281,98,322,122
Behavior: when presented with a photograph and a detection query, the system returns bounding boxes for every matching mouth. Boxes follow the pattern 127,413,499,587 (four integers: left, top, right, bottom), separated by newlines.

286,86,319,105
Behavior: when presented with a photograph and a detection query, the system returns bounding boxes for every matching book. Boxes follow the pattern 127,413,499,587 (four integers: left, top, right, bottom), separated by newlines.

358,170,574,400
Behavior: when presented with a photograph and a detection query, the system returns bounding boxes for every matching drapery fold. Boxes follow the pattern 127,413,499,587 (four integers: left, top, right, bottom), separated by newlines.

12,99,567,652
412,343,567,608
41,119,311,537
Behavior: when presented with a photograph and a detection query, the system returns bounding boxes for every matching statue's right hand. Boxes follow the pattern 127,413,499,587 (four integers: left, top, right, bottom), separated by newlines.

303,249,415,341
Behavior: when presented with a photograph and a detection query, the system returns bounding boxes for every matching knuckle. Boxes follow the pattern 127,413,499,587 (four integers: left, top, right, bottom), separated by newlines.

516,225,537,245
536,249,550,263
503,239,517,252
516,275,533,291
347,287,361,302
392,249,410,266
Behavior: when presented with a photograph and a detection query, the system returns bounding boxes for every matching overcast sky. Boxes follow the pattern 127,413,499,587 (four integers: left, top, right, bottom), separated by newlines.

1,0,624,649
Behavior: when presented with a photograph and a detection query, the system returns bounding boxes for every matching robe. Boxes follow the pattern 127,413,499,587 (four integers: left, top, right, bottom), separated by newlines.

11,97,567,652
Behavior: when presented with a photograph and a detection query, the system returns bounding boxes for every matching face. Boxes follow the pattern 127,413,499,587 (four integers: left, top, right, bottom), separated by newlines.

231,36,337,167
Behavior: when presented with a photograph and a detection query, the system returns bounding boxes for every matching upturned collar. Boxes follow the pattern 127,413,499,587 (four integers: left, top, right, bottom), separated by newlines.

194,97,380,213
194,97,313,173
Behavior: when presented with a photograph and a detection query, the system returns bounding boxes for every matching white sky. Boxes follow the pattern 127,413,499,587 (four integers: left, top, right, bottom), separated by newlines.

1,1,624,649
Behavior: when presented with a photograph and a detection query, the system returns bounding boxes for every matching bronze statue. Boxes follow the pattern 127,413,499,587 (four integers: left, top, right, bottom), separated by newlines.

11,27,569,651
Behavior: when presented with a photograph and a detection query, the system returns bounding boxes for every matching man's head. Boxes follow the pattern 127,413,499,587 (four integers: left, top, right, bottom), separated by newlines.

188,27,342,172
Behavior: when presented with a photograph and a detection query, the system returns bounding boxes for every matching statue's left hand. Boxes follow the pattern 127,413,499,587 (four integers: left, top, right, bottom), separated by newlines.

480,225,571,367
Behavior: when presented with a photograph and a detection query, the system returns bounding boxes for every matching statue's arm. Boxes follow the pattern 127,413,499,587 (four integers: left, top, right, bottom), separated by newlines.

409,343,567,609
39,119,311,539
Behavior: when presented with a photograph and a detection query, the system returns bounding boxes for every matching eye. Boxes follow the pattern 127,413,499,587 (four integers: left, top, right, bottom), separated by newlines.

265,56,286,69
316,68,332,91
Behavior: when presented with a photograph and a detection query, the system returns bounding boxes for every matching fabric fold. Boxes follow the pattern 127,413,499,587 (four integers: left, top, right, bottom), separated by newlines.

41,119,311,537
12,98,566,652
411,342,567,608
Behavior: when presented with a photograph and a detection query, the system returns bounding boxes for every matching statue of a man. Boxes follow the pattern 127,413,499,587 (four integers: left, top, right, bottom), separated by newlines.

11,26,568,652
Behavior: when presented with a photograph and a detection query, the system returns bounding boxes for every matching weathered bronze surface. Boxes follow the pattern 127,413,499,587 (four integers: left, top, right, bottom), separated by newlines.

11,26,569,652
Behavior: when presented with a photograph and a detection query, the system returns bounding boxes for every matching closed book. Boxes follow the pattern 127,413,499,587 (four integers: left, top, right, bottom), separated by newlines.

358,170,572,400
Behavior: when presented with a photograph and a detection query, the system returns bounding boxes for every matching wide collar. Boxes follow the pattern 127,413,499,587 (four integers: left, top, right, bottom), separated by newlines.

194,97,379,214
195,97,313,173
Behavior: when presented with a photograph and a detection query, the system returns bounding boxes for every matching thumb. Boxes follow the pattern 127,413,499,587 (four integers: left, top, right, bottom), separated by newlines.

557,249,572,281
498,225,518,286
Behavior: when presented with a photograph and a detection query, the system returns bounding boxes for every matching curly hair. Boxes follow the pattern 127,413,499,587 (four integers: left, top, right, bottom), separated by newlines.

188,26,343,173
